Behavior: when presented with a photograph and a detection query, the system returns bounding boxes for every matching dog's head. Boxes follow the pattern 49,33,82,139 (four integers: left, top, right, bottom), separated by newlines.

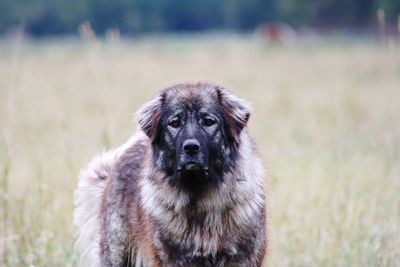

137,82,250,195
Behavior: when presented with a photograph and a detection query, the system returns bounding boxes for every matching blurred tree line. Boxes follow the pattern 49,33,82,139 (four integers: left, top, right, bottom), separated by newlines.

0,0,399,36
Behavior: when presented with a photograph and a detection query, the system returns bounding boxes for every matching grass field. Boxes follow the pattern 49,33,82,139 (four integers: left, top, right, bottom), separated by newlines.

0,35,399,266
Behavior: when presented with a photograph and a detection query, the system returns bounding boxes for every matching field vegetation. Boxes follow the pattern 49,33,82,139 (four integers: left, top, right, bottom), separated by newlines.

0,35,399,266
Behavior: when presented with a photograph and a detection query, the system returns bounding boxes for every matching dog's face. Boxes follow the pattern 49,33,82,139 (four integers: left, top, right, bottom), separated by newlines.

165,101,216,174
137,83,250,195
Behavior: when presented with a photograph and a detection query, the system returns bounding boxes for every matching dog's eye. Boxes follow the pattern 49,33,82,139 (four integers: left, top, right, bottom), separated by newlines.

168,118,181,128
203,117,216,127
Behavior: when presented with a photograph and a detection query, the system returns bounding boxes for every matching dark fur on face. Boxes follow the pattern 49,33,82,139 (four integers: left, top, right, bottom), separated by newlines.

138,83,250,197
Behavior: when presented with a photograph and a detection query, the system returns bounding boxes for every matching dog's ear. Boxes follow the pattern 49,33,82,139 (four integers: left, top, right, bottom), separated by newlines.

136,91,166,141
216,87,251,144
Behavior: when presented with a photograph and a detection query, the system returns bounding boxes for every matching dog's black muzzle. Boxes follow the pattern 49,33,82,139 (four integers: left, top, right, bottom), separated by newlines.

177,138,208,175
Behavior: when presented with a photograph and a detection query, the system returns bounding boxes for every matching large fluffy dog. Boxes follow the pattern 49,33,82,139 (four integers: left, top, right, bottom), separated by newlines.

74,82,266,267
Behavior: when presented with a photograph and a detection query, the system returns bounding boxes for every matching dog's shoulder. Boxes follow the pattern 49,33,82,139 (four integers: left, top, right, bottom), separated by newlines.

111,131,150,181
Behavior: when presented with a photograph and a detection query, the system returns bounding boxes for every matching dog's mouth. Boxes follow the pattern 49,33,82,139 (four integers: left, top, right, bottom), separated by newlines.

178,161,201,171
177,161,208,175
176,161,211,194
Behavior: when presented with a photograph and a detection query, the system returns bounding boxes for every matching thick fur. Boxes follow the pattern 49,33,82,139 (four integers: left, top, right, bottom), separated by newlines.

74,82,266,267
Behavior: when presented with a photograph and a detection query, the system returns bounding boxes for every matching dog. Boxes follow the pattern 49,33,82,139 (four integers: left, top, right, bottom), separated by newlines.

74,82,266,267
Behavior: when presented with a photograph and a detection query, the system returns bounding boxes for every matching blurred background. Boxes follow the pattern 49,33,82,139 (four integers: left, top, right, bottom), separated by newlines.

0,0,400,36
0,1,399,267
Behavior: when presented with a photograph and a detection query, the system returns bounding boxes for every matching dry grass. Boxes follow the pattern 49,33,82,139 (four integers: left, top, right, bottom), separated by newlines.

0,35,399,266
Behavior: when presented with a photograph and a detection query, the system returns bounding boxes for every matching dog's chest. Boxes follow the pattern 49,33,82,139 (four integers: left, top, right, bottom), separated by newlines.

154,208,239,263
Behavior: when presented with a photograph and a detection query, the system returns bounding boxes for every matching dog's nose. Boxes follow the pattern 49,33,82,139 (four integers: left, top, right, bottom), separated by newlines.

183,139,200,155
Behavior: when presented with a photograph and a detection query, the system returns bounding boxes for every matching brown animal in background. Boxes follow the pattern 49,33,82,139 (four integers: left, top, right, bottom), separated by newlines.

255,23,297,46
74,82,267,267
